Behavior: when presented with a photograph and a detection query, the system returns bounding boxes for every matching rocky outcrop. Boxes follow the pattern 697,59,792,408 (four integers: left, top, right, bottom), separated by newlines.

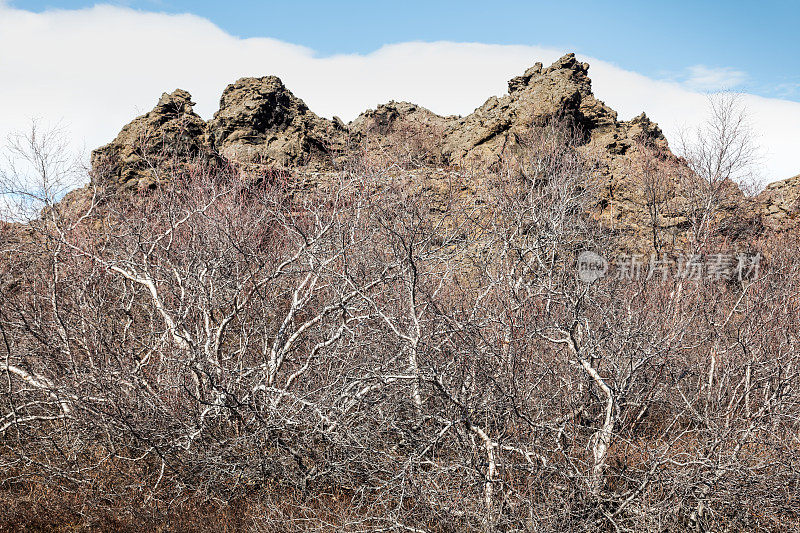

91,89,211,189
349,101,456,167
90,54,661,186
91,78,351,188
347,54,683,237
350,101,455,135
431,53,704,245
89,53,790,244
758,174,800,229
441,54,622,165
207,76,347,169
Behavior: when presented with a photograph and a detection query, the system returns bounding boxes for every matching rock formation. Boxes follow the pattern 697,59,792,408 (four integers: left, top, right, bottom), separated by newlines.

350,100,455,137
208,76,347,168
428,53,719,245
758,173,800,229
441,54,621,165
91,78,349,189
86,53,691,195
91,89,211,189
343,54,730,246
349,101,455,167
87,53,796,242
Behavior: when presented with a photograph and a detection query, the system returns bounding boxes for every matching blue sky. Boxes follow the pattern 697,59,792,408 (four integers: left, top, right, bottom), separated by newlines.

9,0,800,101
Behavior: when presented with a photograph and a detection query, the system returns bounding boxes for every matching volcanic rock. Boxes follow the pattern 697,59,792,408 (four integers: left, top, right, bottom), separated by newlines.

207,76,347,169
349,101,456,167
87,53,782,246
440,53,621,165
758,174,800,229
91,89,210,189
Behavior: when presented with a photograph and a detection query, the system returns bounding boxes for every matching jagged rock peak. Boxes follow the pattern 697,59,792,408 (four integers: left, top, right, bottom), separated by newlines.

548,52,590,73
155,89,196,115
441,53,620,165
508,53,591,94
219,76,307,114
508,62,543,93
211,76,311,141
624,112,667,142
90,88,210,189
208,76,346,168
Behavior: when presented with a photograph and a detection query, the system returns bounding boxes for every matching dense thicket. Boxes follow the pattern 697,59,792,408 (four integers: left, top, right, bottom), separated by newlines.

1,119,799,532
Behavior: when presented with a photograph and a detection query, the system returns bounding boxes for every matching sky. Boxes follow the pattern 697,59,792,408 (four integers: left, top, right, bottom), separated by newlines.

1,0,798,190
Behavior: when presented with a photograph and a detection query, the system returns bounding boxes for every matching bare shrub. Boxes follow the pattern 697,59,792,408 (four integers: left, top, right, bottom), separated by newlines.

1,114,799,532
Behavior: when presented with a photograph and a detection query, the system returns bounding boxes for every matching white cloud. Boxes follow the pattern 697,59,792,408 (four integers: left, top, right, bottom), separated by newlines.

681,65,748,91
0,3,797,190
773,82,800,99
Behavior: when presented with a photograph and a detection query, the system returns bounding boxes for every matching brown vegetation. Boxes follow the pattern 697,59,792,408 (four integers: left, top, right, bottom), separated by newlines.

1,69,799,532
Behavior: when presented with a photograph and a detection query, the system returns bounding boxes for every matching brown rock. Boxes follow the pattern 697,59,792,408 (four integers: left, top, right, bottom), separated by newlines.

91,89,211,189
349,101,456,167
758,174,800,229
87,53,769,250
441,53,622,166
207,76,346,169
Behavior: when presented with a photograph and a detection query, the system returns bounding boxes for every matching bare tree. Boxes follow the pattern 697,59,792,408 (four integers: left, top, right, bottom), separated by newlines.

677,93,760,250
1,117,799,532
